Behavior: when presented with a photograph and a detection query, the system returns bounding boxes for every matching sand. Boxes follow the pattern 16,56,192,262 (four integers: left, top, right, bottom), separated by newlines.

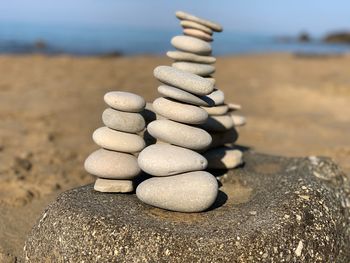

0,53,349,261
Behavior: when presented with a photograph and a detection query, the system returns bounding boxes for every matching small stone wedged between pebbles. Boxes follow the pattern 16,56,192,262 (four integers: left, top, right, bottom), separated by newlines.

102,108,145,133
84,149,140,179
94,178,133,193
147,119,212,151
180,20,213,34
167,51,216,64
204,89,225,105
136,171,218,212
201,104,229,115
176,11,223,32
92,127,145,153
172,62,215,76
171,36,212,55
137,144,207,176
204,146,243,169
104,91,145,112
199,114,234,132
184,28,213,42
153,97,208,124
154,66,214,96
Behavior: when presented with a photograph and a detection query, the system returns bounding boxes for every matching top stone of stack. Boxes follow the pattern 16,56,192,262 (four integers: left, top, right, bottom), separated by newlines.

176,11,223,32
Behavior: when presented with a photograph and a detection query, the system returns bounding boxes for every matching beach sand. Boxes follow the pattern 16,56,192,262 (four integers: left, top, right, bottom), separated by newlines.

0,53,349,261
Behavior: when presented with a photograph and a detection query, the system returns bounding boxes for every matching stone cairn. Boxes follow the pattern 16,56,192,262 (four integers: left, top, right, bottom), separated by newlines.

84,91,146,193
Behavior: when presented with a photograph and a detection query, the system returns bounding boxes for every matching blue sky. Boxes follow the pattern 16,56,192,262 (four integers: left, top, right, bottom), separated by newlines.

0,0,349,35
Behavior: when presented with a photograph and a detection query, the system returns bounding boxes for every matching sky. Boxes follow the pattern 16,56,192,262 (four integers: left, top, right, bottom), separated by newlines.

0,0,349,36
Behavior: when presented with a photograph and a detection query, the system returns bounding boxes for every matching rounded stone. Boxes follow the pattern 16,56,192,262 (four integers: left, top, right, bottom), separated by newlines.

92,127,145,153
157,85,214,106
180,20,213,34
204,147,243,169
176,11,223,32
153,97,208,124
167,51,216,64
104,91,145,112
154,66,214,96
228,103,242,111
84,149,140,179
231,114,246,126
210,128,239,148
171,35,212,55
136,171,218,212
204,77,216,85
201,104,229,115
94,178,133,193
184,28,213,42
199,114,234,132
147,119,212,151
172,62,215,76
204,89,225,105
137,144,207,176
102,108,145,133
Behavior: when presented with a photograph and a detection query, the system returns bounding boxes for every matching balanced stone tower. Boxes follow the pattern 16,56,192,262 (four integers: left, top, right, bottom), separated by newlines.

169,11,244,170
84,91,146,193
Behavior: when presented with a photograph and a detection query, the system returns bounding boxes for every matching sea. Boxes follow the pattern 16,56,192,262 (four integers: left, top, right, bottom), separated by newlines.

0,22,349,56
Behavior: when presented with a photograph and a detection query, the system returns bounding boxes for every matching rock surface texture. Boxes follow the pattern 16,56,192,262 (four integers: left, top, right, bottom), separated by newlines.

25,152,350,262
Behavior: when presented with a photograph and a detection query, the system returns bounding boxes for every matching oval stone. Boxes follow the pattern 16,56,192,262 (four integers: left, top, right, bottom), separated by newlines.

184,28,213,42
154,66,214,96
84,149,140,179
94,178,133,193
166,51,216,64
137,144,207,176
102,108,145,133
172,62,215,76
92,127,145,153
204,77,216,85
153,97,208,124
147,119,212,151
204,89,225,105
158,85,214,106
201,104,229,115
231,114,247,126
204,147,243,169
104,91,145,112
171,36,212,55
180,20,213,34
199,115,234,132
136,171,218,212
176,11,223,32
210,128,239,148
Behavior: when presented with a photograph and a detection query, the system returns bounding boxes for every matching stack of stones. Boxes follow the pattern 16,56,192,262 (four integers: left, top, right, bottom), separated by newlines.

84,91,146,193
169,10,244,170
136,65,219,213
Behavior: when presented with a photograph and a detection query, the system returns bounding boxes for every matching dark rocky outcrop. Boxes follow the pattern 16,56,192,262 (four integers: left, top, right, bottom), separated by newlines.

324,32,350,44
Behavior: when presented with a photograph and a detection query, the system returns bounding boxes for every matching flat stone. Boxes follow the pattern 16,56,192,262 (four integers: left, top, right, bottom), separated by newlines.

138,144,207,176
154,66,214,95
92,127,145,153
204,77,216,85
230,114,246,126
167,51,216,64
199,114,234,132
184,28,213,42
84,149,140,179
136,171,218,212
210,128,239,148
153,97,208,124
25,152,350,262
94,178,133,193
157,85,214,106
180,20,213,35
176,11,223,32
201,104,229,115
147,119,212,151
171,36,212,55
172,62,215,76
204,146,243,169
228,103,242,111
102,108,145,133
104,91,145,112
204,89,225,105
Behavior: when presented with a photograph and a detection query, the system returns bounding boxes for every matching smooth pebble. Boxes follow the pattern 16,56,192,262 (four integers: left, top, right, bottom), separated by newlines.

180,20,213,34
102,108,145,133
92,127,145,153
153,97,208,124
104,91,145,112
199,114,234,132
204,147,243,169
204,77,216,85
171,35,211,55
138,144,207,176
167,51,216,64
136,171,218,212
94,178,133,193
172,62,215,76
176,11,223,32
154,66,214,96
204,89,225,105
84,149,140,179
184,28,213,41
147,119,212,151
201,104,229,115
231,114,246,126
228,103,242,111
